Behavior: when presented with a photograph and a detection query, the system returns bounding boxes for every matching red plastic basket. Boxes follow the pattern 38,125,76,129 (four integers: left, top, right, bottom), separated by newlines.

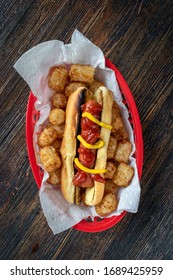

26,58,143,232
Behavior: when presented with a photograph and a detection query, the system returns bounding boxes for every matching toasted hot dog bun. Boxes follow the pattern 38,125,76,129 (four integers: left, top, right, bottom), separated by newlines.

60,87,87,203
60,86,113,205
85,87,113,205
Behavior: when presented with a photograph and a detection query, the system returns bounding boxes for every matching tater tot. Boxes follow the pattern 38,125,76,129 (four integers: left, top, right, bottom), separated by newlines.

47,123,64,139
111,101,129,140
107,136,117,159
115,140,132,163
38,127,58,147
47,168,61,185
39,146,61,172
51,139,61,152
104,180,119,196
105,162,117,179
64,82,85,97
69,64,95,83
112,114,123,133
49,108,65,125
111,101,124,133
88,80,104,93
113,162,134,187
52,93,67,109
95,193,118,217
48,66,68,91
116,126,129,141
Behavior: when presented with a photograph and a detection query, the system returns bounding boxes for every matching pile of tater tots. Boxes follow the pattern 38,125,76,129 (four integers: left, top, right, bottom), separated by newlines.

38,64,134,216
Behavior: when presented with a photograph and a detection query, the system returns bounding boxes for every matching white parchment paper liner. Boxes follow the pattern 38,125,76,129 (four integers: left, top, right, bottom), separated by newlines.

14,30,141,234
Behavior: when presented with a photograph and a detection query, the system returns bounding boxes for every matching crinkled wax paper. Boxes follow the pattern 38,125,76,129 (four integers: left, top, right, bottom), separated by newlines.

14,30,141,234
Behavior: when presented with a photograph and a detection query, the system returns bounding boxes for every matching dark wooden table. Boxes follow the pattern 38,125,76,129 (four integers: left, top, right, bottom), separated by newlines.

1,0,172,260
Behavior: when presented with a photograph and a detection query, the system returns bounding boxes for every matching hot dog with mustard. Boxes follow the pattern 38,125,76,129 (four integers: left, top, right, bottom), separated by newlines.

60,86,113,206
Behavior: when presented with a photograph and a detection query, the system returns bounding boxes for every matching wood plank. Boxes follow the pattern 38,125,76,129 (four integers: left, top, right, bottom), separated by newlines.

0,0,172,260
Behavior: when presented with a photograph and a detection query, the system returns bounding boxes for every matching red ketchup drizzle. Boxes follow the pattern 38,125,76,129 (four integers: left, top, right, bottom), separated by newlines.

73,100,105,187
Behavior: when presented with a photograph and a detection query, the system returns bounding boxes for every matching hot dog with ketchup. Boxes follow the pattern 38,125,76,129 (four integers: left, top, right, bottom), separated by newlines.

60,86,113,206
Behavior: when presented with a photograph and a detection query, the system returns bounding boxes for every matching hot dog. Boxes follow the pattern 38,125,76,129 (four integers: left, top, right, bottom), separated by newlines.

38,64,135,217
60,86,113,206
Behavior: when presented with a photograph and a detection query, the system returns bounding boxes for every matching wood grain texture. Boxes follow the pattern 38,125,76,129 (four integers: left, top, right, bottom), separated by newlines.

0,0,173,260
